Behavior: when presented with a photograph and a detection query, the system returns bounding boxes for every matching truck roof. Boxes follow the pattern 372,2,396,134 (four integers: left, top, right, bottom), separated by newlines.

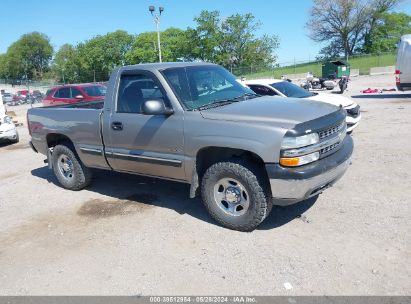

116,61,216,72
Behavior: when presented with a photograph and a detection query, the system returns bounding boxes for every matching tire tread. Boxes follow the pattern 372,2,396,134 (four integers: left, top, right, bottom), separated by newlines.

201,159,272,232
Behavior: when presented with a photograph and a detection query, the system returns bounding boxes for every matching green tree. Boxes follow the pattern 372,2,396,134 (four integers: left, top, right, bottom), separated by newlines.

364,12,411,53
52,44,80,83
125,28,187,64
188,10,279,68
0,54,9,79
190,10,222,62
219,13,279,67
76,30,133,82
307,0,401,58
363,0,403,52
6,32,53,79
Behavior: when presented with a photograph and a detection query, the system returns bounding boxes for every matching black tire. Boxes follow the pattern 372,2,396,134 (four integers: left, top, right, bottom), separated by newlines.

52,143,92,190
201,160,272,232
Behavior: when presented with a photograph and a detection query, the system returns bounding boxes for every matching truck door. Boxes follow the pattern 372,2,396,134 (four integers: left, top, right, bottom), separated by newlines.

103,70,186,181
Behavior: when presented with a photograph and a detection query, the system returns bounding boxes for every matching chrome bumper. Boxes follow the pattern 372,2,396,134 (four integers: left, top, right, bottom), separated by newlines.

269,158,351,205
267,135,353,206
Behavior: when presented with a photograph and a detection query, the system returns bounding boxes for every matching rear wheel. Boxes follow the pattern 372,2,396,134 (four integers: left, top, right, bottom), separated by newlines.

52,144,92,190
201,160,272,232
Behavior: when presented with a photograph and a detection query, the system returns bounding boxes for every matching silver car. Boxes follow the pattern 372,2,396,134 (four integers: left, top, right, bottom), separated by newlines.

2,93,13,104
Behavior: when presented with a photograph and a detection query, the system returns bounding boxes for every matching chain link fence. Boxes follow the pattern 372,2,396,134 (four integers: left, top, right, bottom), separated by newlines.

0,70,110,95
1,51,396,94
231,51,397,79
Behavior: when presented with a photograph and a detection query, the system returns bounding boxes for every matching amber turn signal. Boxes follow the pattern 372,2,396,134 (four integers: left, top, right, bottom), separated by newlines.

279,157,300,167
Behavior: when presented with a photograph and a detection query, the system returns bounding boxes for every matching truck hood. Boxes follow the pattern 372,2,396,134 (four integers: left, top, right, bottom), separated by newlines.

307,92,354,107
200,96,339,128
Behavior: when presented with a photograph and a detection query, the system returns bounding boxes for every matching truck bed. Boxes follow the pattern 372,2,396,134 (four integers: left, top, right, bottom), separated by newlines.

40,99,104,110
28,100,108,169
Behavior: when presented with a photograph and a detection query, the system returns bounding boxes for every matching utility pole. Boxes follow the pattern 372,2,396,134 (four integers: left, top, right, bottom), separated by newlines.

149,5,164,63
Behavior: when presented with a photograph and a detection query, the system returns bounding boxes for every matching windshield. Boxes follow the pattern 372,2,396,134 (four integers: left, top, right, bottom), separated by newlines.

162,65,256,110
271,81,314,98
82,85,106,97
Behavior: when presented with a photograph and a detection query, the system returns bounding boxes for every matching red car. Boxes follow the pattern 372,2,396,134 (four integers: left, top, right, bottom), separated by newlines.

16,90,29,97
42,84,106,106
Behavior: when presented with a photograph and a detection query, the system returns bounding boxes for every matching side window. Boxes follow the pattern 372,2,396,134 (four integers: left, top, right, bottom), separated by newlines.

46,89,53,97
248,85,277,96
117,74,165,113
71,88,82,98
55,88,70,98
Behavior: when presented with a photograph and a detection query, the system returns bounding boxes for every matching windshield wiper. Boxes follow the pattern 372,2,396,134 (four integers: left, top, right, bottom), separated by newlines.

195,99,239,111
194,92,260,111
239,92,261,99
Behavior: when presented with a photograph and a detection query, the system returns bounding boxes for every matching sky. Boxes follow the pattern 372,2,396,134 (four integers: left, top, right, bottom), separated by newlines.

0,0,410,64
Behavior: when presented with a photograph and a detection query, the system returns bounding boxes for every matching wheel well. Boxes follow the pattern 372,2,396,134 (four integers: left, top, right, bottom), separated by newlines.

188,146,268,198
46,133,74,149
196,147,265,181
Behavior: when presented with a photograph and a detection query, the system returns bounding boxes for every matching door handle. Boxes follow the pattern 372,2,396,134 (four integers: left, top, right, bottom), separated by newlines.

111,121,123,131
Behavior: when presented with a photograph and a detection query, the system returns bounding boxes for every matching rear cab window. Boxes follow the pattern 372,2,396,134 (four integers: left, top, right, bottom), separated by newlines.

117,73,166,113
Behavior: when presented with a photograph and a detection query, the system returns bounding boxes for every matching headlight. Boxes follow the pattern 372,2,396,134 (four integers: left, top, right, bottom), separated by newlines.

281,133,319,149
280,152,320,167
280,133,320,167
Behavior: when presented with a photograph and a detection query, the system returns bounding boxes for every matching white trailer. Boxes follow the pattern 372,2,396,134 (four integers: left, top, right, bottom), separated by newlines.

396,34,411,91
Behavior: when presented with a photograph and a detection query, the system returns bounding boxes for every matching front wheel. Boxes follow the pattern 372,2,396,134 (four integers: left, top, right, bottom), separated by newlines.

11,132,19,143
201,160,272,232
52,144,92,190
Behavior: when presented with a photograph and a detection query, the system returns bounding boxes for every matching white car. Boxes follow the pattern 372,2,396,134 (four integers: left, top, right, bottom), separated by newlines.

0,104,19,143
243,79,361,133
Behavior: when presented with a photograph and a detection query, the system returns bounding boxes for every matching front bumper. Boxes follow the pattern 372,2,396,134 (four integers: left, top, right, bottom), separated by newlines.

266,135,353,206
344,104,361,132
346,113,361,132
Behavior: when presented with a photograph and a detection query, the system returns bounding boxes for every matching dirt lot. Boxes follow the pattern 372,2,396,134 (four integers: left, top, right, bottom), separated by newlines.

0,74,410,295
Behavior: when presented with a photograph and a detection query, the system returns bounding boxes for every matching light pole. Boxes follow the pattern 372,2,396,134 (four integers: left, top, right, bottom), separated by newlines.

149,5,164,63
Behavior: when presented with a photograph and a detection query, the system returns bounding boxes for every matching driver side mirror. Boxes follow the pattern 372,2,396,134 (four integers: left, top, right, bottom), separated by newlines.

141,99,174,116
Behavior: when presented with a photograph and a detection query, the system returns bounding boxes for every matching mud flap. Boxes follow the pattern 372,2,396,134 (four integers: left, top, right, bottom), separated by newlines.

47,149,53,169
189,160,199,199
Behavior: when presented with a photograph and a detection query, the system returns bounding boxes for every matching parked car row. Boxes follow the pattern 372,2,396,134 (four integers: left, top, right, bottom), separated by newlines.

1,83,107,107
1,90,44,106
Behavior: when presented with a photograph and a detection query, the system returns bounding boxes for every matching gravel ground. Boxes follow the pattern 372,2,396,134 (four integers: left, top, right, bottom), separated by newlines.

0,74,410,295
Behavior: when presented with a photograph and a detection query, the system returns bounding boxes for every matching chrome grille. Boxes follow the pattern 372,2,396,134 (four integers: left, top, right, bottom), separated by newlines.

321,142,340,154
319,122,345,140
